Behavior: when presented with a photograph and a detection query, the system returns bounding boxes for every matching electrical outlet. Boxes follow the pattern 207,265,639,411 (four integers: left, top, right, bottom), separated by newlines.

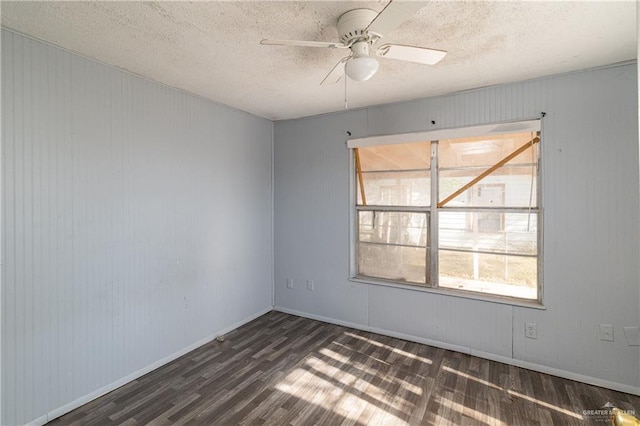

599,324,614,342
306,280,314,291
525,323,537,339
286,278,293,289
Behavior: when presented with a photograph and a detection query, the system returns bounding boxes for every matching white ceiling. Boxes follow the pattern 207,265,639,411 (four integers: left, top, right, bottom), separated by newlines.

1,1,636,121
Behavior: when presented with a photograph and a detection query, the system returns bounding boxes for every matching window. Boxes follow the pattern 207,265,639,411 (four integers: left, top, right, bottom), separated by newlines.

351,122,541,302
356,142,431,285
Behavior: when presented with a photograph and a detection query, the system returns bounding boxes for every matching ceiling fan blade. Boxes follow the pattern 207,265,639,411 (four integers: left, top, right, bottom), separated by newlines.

376,44,447,65
320,57,350,85
260,39,347,49
365,1,428,39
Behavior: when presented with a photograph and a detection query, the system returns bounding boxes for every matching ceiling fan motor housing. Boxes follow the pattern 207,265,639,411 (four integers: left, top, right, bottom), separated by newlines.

337,9,378,45
351,41,371,58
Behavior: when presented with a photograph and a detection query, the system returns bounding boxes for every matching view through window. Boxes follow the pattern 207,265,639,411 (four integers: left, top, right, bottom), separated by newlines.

354,128,540,301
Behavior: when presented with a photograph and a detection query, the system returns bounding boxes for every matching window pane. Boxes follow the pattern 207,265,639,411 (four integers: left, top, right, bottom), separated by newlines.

358,142,430,171
439,132,538,169
359,211,428,247
439,166,536,208
439,212,537,255
358,243,427,284
357,171,430,206
439,250,537,299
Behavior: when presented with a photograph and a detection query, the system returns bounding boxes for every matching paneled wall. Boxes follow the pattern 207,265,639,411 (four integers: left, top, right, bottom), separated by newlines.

1,30,273,425
274,63,640,393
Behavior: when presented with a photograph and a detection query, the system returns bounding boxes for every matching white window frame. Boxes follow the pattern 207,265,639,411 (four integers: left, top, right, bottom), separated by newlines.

348,120,544,308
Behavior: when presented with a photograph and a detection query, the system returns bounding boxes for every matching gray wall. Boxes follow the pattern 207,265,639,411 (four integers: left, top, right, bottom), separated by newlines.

1,30,273,425
274,62,640,393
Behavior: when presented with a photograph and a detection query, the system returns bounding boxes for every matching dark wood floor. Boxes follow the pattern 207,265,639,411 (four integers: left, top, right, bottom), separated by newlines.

49,311,640,425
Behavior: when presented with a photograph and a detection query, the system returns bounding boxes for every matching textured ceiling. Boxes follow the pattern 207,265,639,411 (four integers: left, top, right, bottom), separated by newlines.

1,1,636,120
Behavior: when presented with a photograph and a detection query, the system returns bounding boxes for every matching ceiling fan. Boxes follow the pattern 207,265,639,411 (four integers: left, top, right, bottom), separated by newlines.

260,1,446,84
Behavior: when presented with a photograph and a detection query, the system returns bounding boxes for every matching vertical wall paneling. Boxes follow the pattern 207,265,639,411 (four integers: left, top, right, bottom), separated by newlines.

274,62,640,393
637,1,640,382
1,30,274,425
274,110,371,326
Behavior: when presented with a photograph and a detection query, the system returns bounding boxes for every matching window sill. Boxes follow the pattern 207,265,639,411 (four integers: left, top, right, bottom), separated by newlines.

348,276,546,310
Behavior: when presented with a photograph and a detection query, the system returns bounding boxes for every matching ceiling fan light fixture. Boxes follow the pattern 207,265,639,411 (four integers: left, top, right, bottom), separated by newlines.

346,56,380,82
262,6,447,86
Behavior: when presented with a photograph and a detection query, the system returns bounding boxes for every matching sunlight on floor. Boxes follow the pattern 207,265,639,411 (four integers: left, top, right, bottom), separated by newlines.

332,341,391,367
308,356,417,410
442,365,502,390
444,365,583,420
507,389,583,420
274,352,415,425
344,331,434,365
319,347,351,364
438,395,507,426
319,346,422,394
270,327,592,425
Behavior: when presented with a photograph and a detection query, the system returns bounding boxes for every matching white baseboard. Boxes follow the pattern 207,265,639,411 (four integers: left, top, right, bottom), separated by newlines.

273,306,473,354
27,306,273,426
273,306,640,397
472,350,640,396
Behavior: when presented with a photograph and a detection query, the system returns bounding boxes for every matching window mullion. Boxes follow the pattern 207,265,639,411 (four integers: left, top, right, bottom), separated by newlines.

430,140,439,288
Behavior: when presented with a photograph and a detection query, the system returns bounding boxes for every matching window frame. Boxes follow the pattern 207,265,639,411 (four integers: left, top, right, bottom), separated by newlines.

348,121,544,308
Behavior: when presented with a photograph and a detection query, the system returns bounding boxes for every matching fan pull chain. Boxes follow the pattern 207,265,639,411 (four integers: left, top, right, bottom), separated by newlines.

344,62,348,109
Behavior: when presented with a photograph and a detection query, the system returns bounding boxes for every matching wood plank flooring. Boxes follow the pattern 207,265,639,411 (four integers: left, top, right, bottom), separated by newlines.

49,311,640,425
